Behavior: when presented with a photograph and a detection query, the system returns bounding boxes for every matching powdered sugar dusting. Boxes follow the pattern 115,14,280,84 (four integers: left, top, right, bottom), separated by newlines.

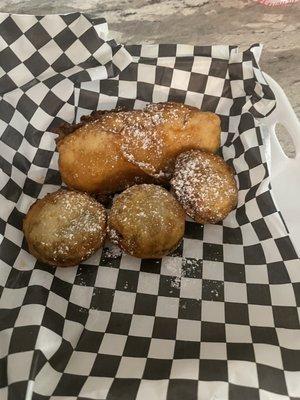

105,243,122,258
163,257,182,277
108,184,185,257
171,150,237,223
119,103,191,178
120,110,164,174
121,147,158,175
166,258,199,295
170,276,181,289
109,228,119,244
112,184,180,230
55,191,106,236
207,280,224,300
181,257,199,278
35,190,106,263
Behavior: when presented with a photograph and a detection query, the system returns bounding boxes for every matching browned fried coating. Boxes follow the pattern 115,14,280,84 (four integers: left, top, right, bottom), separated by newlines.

171,150,238,224
23,189,107,267
120,102,221,179
57,115,155,194
56,102,220,193
108,184,186,259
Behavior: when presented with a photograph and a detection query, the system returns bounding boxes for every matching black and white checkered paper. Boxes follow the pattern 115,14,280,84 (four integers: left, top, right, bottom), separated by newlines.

1,13,300,400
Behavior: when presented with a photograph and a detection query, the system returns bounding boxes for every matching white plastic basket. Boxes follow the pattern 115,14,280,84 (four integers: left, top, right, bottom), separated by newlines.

262,74,300,256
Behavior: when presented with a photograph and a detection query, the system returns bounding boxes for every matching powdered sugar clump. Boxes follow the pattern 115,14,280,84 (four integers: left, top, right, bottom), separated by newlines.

105,244,122,258
170,276,181,289
109,228,119,244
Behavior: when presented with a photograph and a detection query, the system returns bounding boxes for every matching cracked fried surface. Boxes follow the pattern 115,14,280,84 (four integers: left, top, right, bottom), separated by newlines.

23,189,107,267
171,150,238,224
56,102,220,193
108,184,185,259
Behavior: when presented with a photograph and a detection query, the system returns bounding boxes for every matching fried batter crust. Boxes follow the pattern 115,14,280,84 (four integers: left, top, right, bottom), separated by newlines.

108,184,186,259
23,189,107,267
120,102,221,179
56,102,220,193
57,115,155,194
171,150,238,224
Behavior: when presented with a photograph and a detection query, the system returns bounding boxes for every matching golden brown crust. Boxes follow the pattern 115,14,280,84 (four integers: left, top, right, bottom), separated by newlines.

170,150,238,224
56,102,220,193
57,120,156,194
108,184,186,259
54,107,127,144
23,189,107,267
119,102,221,179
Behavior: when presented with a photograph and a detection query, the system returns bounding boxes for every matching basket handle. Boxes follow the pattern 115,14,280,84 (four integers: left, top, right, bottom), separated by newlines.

263,73,300,159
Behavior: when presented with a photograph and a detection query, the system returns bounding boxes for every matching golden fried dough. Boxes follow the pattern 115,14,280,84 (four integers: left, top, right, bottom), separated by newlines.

108,184,185,259
56,103,220,193
171,150,238,224
120,102,221,179
23,189,107,267
57,117,154,194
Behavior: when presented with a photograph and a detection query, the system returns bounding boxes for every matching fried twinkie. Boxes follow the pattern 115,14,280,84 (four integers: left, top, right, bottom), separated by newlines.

56,103,221,193
23,189,107,267
171,150,238,224
108,184,185,259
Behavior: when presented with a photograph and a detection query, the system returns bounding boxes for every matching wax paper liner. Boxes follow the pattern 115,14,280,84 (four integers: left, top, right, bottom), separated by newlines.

1,12,300,400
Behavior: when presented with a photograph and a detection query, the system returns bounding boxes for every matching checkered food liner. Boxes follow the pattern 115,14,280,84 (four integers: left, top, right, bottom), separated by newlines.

1,13,300,400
